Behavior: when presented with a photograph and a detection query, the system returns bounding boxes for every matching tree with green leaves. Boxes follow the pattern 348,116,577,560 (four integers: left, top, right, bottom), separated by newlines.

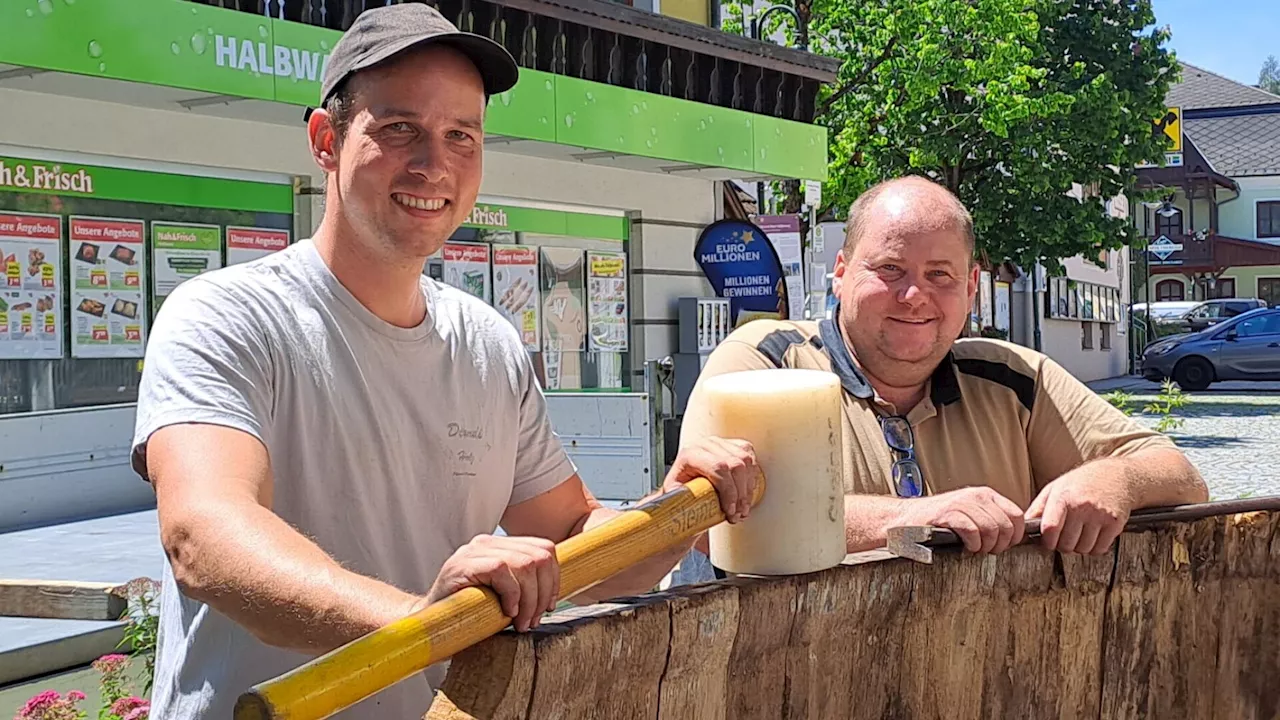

723,0,1178,272
1261,55,1280,95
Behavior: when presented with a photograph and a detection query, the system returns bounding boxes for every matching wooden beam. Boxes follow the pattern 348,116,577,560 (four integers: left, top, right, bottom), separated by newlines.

486,0,841,82
0,579,127,621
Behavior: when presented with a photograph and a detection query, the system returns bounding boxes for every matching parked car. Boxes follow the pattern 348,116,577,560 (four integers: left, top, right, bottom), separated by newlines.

1178,298,1268,333
1141,307,1280,391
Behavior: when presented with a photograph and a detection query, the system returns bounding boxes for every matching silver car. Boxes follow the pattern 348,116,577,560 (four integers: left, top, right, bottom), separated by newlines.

1140,307,1280,391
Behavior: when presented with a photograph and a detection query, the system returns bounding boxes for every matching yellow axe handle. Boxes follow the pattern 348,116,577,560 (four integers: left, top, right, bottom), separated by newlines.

234,474,764,720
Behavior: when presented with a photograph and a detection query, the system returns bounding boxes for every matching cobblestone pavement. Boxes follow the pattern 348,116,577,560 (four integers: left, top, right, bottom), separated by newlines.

1118,386,1280,500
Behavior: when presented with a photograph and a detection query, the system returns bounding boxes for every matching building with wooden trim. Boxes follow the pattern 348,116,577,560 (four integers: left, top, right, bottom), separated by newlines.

1134,63,1280,307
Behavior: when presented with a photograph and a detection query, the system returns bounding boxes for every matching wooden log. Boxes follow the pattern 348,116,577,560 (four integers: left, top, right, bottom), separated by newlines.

426,633,534,720
427,512,1280,720
0,579,127,621
655,582,740,720
1210,511,1280,720
524,596,670,720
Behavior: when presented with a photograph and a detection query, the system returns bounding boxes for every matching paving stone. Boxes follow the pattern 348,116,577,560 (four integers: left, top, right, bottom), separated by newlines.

1122,391,1280,500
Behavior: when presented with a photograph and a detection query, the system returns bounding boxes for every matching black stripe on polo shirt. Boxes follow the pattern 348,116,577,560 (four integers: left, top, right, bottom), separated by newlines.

755,329,807,368
930,353,962,407
955,358,1036,412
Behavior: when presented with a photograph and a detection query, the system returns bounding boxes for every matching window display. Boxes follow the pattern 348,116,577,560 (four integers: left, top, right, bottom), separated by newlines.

227,226,290,265
70,217,146,358
429,210,632,392
151,222,223,312
0,173,292,415
0,213,63,360
492,244,540,351
587,251,627,353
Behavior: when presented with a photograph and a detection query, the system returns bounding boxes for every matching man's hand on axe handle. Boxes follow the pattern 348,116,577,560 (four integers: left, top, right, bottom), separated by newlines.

894,486,1027,554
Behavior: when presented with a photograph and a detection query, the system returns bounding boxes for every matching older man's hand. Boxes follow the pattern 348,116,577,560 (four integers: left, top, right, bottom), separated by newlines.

897,486,1027,554
1025,464,1134,555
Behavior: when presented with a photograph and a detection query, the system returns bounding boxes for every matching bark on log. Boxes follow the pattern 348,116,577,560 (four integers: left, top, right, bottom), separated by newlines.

428,513,1280,720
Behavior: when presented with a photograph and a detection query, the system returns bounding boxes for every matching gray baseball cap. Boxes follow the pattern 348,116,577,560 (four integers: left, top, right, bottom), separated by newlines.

317,3,519,107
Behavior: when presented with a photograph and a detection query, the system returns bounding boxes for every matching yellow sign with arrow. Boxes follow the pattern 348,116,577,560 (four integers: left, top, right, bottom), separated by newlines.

1155,106,1182,153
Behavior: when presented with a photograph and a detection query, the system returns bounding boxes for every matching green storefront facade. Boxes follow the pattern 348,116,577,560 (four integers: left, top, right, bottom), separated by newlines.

0,0,836,533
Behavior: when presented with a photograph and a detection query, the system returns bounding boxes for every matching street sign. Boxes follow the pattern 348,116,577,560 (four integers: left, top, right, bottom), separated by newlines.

1148,235,1183,261
804,180,822,208
1157,106,1182,153
1136,107,1184,168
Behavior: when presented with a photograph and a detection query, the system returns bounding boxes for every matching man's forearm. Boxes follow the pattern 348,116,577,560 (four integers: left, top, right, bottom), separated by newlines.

163,499,417,655
1104,447,1209,509
843,494,914,553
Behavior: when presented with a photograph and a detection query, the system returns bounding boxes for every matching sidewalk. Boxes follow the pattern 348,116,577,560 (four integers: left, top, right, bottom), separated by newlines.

0,511,162,686
1086,375,1152,393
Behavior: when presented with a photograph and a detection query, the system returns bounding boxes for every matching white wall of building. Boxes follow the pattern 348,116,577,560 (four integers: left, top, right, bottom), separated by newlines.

1010,247,1131,383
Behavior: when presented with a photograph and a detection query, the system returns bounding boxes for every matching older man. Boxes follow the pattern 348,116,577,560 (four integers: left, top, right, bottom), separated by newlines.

682,176,1206,559
132,6,757,718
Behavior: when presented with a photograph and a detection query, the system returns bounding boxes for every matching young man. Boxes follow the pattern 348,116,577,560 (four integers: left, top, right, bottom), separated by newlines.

682,176,1206,559
132,6,759,718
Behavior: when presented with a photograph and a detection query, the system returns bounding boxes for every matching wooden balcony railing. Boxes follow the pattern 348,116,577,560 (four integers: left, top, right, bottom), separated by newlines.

185,0,841,122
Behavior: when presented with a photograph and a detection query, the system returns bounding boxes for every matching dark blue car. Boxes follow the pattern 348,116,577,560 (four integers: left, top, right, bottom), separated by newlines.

1140,307,1280,391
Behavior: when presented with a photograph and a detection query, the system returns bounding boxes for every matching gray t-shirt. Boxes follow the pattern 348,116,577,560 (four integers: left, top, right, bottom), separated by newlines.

131,239,575,719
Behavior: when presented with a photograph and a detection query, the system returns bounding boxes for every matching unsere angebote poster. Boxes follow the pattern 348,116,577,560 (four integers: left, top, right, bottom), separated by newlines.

227,226,290,266
0,213,63,360
492,245,540,351
442,242,491,303
152,222,223,309
70,216,146,358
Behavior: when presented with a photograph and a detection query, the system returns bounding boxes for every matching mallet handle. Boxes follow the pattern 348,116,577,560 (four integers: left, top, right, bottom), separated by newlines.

234,475,764,720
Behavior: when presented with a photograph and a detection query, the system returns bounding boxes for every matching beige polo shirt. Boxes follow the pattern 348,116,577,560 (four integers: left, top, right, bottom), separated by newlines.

679,318,1174,510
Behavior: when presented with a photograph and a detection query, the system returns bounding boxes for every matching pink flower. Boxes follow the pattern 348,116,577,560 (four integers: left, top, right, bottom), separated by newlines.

92,654,129,674
108,697,147,717
17,689,61,717
121,708,149,720
13,689,86,720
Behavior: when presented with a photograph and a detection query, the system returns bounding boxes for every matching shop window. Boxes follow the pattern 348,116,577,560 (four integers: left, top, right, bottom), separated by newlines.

1101,323,1112,350
1156,279,1184,302
1212,278,1236,298
1081,322,1094,350
425,225,632,393
0,187,292,417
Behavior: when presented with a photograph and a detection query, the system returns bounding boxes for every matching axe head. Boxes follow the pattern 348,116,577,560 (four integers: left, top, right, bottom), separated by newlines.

885,525,945,564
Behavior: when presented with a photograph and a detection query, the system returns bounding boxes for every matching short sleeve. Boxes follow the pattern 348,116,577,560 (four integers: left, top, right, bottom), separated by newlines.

509,352,576,505
1026,355,1177,489
678,337,775,451
130,278,275,482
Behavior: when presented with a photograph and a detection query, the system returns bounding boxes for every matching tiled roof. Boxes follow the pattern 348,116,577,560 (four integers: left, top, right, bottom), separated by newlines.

1167,63,1280,111
1184,112,1280,177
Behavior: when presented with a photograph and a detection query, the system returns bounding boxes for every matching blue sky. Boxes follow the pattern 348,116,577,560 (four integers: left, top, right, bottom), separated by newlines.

1151,0,1276,85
